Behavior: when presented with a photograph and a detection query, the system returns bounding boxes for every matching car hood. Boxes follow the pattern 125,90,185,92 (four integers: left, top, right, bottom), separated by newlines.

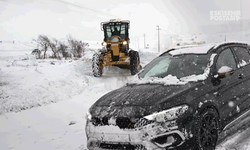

90,82,200,117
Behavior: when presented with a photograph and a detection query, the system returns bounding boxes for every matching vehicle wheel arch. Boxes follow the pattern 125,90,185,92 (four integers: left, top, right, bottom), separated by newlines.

196,102,222,131
192,103,220,150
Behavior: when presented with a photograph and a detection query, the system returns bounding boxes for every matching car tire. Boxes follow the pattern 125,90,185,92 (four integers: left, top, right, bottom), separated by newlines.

193,108,219,150
92,53,103,77
129,50,140,75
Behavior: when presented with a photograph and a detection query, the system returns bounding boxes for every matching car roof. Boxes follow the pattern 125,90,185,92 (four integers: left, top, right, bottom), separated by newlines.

212,41,248,49
168,44,215,55
164,41,249,56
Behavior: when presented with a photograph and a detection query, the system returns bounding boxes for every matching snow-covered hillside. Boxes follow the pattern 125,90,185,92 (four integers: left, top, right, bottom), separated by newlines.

1,42,250,150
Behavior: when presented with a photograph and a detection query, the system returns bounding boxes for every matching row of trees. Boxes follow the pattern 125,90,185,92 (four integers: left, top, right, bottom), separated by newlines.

33,34,88,59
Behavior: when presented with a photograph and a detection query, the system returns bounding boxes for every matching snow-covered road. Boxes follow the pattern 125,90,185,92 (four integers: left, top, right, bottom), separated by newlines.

1,42,250,150
0,91,95,150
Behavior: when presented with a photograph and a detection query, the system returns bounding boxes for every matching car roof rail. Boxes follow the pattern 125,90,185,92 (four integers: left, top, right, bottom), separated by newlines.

213,41,248,49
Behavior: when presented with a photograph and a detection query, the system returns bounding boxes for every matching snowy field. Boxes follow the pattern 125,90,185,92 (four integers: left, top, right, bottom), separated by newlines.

1,42,250,150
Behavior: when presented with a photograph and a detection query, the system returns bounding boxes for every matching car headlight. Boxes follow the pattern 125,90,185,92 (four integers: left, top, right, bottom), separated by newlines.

85,110,92,120
102,42,107,46
123,41,127,45
144,105,189,122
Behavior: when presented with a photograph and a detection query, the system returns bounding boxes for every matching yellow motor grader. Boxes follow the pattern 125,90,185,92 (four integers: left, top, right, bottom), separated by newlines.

92,19,141,77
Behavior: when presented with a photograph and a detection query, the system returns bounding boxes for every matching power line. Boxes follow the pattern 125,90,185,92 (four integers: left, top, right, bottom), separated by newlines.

51,0,120,18
36,0,120,18
143,33,146,49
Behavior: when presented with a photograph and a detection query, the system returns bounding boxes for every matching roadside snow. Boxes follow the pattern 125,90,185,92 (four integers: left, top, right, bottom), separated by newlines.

0,91,103,150
0,44,158,114
0,57,90,113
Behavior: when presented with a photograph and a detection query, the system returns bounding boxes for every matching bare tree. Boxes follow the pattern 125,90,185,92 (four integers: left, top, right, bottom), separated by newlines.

57,41,69,58
67,34,87,58
48,38,59,58
67,34,77,57
33,35,50,59
33,34,87,59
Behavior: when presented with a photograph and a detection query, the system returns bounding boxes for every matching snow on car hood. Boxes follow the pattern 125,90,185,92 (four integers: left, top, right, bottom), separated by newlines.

93,83,194,106
126,74,207,86
90,105,160,118
90,82,200,118
128,75,188,85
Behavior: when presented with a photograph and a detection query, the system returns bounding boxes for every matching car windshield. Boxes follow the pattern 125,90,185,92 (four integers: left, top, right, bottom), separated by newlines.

138,53,210,79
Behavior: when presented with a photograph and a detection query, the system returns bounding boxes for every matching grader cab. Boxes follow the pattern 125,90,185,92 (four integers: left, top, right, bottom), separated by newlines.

92,19,141,77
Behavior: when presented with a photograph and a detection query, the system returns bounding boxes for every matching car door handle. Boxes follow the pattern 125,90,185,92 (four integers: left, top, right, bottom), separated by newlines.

238,73,244,79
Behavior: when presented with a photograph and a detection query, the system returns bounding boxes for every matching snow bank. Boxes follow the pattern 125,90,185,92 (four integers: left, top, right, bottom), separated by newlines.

1,43,153,114
0,57,90,114
138,49,160,67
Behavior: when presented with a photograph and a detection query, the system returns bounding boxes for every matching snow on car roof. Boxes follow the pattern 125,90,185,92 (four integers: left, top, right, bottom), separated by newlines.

168,41,249,56
169,45,200,50
213,41,249,49
169,44,215,55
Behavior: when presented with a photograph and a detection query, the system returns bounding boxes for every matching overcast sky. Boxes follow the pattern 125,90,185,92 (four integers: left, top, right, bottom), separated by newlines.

0,0,249,41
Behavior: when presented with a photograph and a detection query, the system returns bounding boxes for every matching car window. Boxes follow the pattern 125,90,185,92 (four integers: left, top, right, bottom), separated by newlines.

216,48,236,71
138,54,210,79
232,46,250,67
143,57,171,77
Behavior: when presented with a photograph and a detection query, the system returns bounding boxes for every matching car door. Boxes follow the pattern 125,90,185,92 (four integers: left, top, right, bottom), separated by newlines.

231,45,250,114
212,46,243,126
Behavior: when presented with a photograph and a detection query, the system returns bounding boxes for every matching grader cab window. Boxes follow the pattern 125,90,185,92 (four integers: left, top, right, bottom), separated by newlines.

111,25,120,36
120,24,126,39
103,23,128,40
105,26,112,39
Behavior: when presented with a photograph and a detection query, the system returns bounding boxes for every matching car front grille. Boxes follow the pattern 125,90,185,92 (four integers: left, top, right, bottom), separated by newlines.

116,117,135,129
91,117,109,126
91,117,153,129
100,143,145,150
134,118,153,128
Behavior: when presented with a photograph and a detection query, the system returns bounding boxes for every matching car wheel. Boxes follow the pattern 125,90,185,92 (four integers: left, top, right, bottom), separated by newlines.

92,53,103,77
129,50,140,75
194,108,219,150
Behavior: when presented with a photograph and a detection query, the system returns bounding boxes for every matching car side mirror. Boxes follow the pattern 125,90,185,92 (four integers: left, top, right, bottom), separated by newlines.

215,66,234,78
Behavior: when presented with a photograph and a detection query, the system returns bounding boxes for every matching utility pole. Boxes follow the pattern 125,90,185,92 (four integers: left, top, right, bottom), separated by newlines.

156,25,161,52
134,39,137,49
143,33,146,49
138,38,140,50
240,0,242,41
